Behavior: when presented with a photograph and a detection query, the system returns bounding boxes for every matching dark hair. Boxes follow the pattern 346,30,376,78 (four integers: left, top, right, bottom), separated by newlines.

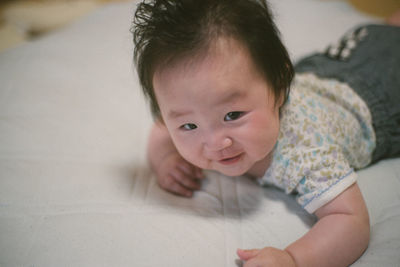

132,0,294,118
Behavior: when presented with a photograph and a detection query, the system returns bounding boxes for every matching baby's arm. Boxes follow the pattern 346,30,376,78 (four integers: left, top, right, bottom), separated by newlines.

238,182,370,266
286,182,369,266
148,121,204,197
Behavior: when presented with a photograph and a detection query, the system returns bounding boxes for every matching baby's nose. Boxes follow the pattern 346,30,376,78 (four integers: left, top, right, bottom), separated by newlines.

204,136,233,152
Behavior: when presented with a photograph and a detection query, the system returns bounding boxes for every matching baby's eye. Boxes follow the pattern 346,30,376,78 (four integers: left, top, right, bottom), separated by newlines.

180,123,197,131
224,111,244,121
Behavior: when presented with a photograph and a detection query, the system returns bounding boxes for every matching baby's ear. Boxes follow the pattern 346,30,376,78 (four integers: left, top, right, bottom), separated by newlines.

275,91,286,108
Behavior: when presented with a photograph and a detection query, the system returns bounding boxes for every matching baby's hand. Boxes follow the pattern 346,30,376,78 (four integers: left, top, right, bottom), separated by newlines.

237,247,296,267
155,152,204,197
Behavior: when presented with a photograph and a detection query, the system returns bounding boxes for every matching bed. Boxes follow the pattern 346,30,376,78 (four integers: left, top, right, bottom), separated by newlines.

1,0,399,266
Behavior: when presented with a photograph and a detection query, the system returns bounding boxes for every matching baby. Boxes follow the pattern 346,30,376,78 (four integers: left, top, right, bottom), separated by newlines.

132,0,400,266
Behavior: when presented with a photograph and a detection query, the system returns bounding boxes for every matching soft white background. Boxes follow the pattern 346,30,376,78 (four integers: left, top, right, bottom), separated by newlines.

0,0,399,266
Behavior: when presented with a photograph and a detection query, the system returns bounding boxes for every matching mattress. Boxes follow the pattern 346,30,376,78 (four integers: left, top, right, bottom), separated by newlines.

0,0,399,266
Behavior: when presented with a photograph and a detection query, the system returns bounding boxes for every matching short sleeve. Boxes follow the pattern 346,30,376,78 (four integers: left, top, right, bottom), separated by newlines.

258,144,357,214
293,145,357,213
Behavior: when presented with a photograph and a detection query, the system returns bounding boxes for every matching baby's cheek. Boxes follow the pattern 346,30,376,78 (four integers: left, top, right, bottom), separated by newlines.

175,144,203,165
249,126,277,157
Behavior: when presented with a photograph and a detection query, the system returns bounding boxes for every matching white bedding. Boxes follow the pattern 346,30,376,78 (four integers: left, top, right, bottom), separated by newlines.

1,0,399,266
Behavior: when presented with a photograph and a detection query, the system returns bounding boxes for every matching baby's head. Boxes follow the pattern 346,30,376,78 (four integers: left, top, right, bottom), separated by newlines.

133,0,294,176
133,0,293,118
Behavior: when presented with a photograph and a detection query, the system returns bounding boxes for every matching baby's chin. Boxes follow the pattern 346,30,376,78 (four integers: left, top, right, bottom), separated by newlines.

214,166,249,177
193,159,252,177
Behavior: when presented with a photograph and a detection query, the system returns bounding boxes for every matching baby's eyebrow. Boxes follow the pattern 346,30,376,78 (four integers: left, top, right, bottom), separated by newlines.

167,90,244,119
215,91,244,105
168,109,193,119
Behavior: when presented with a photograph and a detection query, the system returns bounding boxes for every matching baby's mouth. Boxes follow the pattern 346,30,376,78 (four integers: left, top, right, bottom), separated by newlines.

218,153,244,165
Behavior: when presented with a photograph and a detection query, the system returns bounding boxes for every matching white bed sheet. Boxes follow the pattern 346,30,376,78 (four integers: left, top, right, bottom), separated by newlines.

0,0,399,266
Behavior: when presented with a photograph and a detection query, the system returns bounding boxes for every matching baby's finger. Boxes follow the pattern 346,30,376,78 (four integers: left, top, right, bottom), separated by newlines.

161,175,193,197
237,249,260,261
178,162,204,180
169,180,194,197
171,169,202,190
194,167,204,179
177,162,194,176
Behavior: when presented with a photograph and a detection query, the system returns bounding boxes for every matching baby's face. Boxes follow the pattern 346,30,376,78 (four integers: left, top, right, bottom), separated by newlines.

153,38,281,177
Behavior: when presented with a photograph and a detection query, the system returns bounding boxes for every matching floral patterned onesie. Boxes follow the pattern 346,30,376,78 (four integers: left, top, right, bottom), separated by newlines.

258,73,376,213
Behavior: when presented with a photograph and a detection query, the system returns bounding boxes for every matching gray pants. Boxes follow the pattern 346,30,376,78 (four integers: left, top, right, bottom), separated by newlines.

295,24,400,163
